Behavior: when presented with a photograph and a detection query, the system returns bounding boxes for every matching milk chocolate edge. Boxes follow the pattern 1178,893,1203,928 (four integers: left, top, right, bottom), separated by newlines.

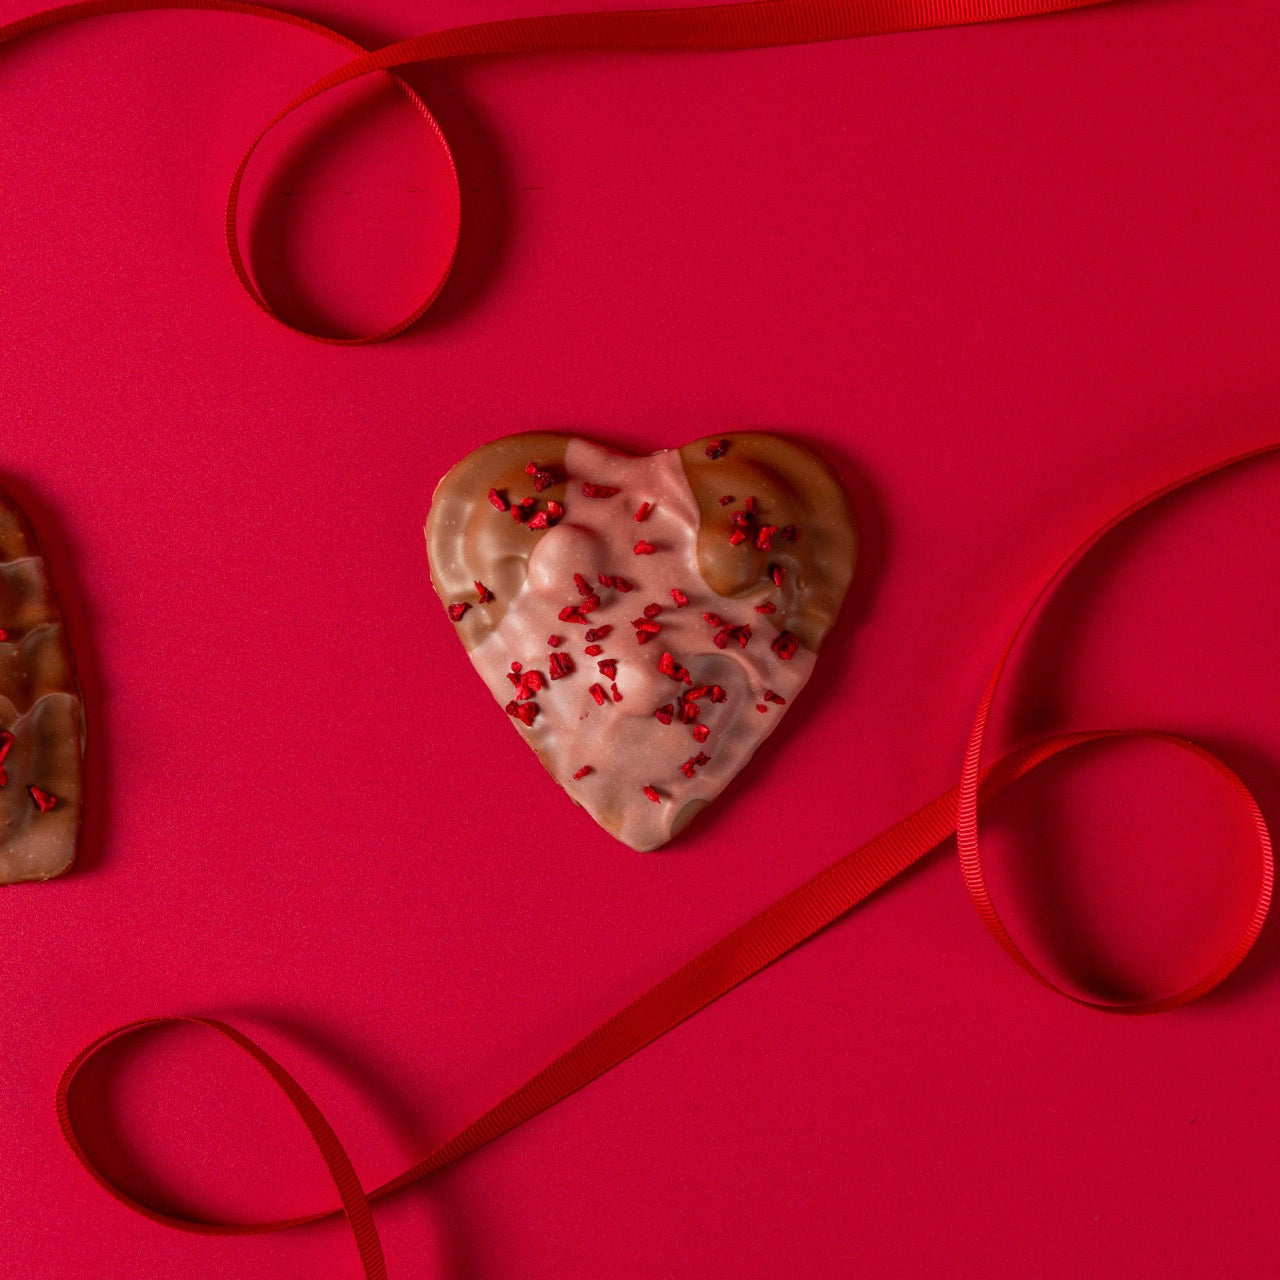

678,432,858,653
424,432,570,651
0,487,87,885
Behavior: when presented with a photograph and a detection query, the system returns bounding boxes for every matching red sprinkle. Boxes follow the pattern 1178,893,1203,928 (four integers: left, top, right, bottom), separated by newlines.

658,652,691,684
713,623,751,650
763,690,787,704
695,752,711,766
548,652,575,680
756,703,769,713
779,525,799,542
679,757,697,779
511,496,536,524
525,499,565,531
474,581,495,604
755,525,777,552
772,630,800,661
705,439,729,460
717,495,734,506
28,785,58,812
510,661,523,673
654,704,674,725
584,644,603,656
447,602,470,622
487,488,509,512
582,482,621,499
0,730,12,764
633,539,656,555
770,565,786,587
572,766,594,780
702,612,723,626
634,501,652,522
643,785,662,803
728,529,748,546
692,724,711,743
709,685,727,703
505,700,538,727
754,602,777,614
670,588,689,607
588,683,607,706
610,682,623,703
525,462,556,492
574,572,594,597
509,669,543,701
642,603,663,619
584,625,613,643
558,604,590,624
597,658,618,679
599,574,635,593
548,634,563,647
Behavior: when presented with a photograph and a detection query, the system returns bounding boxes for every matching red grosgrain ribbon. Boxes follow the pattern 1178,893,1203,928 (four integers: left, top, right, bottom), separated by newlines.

56,442,1276,1278
0,0,1118,343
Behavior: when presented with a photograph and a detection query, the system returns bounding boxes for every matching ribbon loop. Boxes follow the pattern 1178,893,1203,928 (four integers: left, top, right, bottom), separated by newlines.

0,0,461,343
57,1017,388,1274
3,0,1116,342
957,445,1278,1013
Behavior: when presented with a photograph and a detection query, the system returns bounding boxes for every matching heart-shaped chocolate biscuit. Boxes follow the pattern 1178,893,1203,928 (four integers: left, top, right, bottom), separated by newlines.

425,433,855,850
0,488,85,884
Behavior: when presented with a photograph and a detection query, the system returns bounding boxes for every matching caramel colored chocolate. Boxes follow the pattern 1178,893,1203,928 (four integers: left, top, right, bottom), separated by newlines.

679,433,857,653
0,490,85,884
425,433,856,850
425,432,569,651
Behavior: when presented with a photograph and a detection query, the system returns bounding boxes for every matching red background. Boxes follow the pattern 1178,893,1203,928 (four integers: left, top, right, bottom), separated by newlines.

3,1,1280,1276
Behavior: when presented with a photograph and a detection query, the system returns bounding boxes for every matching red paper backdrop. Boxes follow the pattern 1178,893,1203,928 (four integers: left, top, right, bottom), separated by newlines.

3,2,1280,1276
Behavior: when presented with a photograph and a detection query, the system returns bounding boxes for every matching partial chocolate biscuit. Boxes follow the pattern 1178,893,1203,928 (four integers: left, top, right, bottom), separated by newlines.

0,490,86,884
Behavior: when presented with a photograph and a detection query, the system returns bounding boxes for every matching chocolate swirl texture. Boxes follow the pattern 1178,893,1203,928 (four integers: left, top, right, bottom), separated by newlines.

0,490,85,883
